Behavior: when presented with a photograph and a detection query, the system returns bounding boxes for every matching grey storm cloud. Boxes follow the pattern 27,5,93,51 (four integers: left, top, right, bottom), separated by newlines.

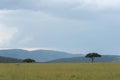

0,0,39,9
1,0,120,10
0,0,120,54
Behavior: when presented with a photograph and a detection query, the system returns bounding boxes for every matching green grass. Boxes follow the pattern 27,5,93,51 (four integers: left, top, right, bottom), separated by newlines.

0,63,120,80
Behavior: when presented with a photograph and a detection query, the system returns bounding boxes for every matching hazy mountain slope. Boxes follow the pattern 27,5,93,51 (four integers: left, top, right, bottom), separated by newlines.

48,55,120,63
0,49,83,62
0,49,29,59
0,56,22,63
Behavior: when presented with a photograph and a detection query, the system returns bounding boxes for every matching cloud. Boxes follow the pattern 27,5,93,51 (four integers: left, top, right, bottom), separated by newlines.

0,10,18,46
0,24,18,46
41,0,120,8
0,9,93,48
0,0,120,54
0,6,118,48
22,47,59,51
0,0,120,11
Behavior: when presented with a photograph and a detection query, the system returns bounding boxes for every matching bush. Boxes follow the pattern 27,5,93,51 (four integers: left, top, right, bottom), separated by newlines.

23,58,36,63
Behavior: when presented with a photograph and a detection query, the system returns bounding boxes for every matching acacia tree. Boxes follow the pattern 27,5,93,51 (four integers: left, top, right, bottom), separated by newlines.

85,53,101,63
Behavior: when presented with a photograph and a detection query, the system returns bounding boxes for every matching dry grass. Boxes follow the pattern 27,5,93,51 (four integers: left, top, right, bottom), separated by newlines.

0,63,120,80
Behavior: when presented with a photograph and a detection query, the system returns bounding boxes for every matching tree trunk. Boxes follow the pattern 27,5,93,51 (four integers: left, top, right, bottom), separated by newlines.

91,57,94,63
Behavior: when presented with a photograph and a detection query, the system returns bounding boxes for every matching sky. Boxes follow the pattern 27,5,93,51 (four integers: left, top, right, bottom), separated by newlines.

0,0,120,54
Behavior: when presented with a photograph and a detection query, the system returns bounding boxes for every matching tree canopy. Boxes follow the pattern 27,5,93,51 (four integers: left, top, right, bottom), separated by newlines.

23,58,36,63
85,53,102,63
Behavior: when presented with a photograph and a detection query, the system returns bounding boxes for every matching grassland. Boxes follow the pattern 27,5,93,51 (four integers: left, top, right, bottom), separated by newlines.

0,63,120,80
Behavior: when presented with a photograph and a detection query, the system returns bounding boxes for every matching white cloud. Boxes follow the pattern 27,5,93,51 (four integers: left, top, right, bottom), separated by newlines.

0,24,18,46
22,47,58,51
0,10,18,46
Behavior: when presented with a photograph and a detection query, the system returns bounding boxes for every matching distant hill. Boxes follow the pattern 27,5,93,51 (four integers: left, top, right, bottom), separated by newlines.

48,55,120,63
0,49,120,63
0,56,22,63
0,49,83,62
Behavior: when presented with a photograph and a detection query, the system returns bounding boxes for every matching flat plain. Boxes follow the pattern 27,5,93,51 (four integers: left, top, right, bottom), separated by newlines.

0,63,120,80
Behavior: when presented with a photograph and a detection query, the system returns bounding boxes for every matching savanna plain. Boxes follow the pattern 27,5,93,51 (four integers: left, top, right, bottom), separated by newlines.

0,63,120,80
